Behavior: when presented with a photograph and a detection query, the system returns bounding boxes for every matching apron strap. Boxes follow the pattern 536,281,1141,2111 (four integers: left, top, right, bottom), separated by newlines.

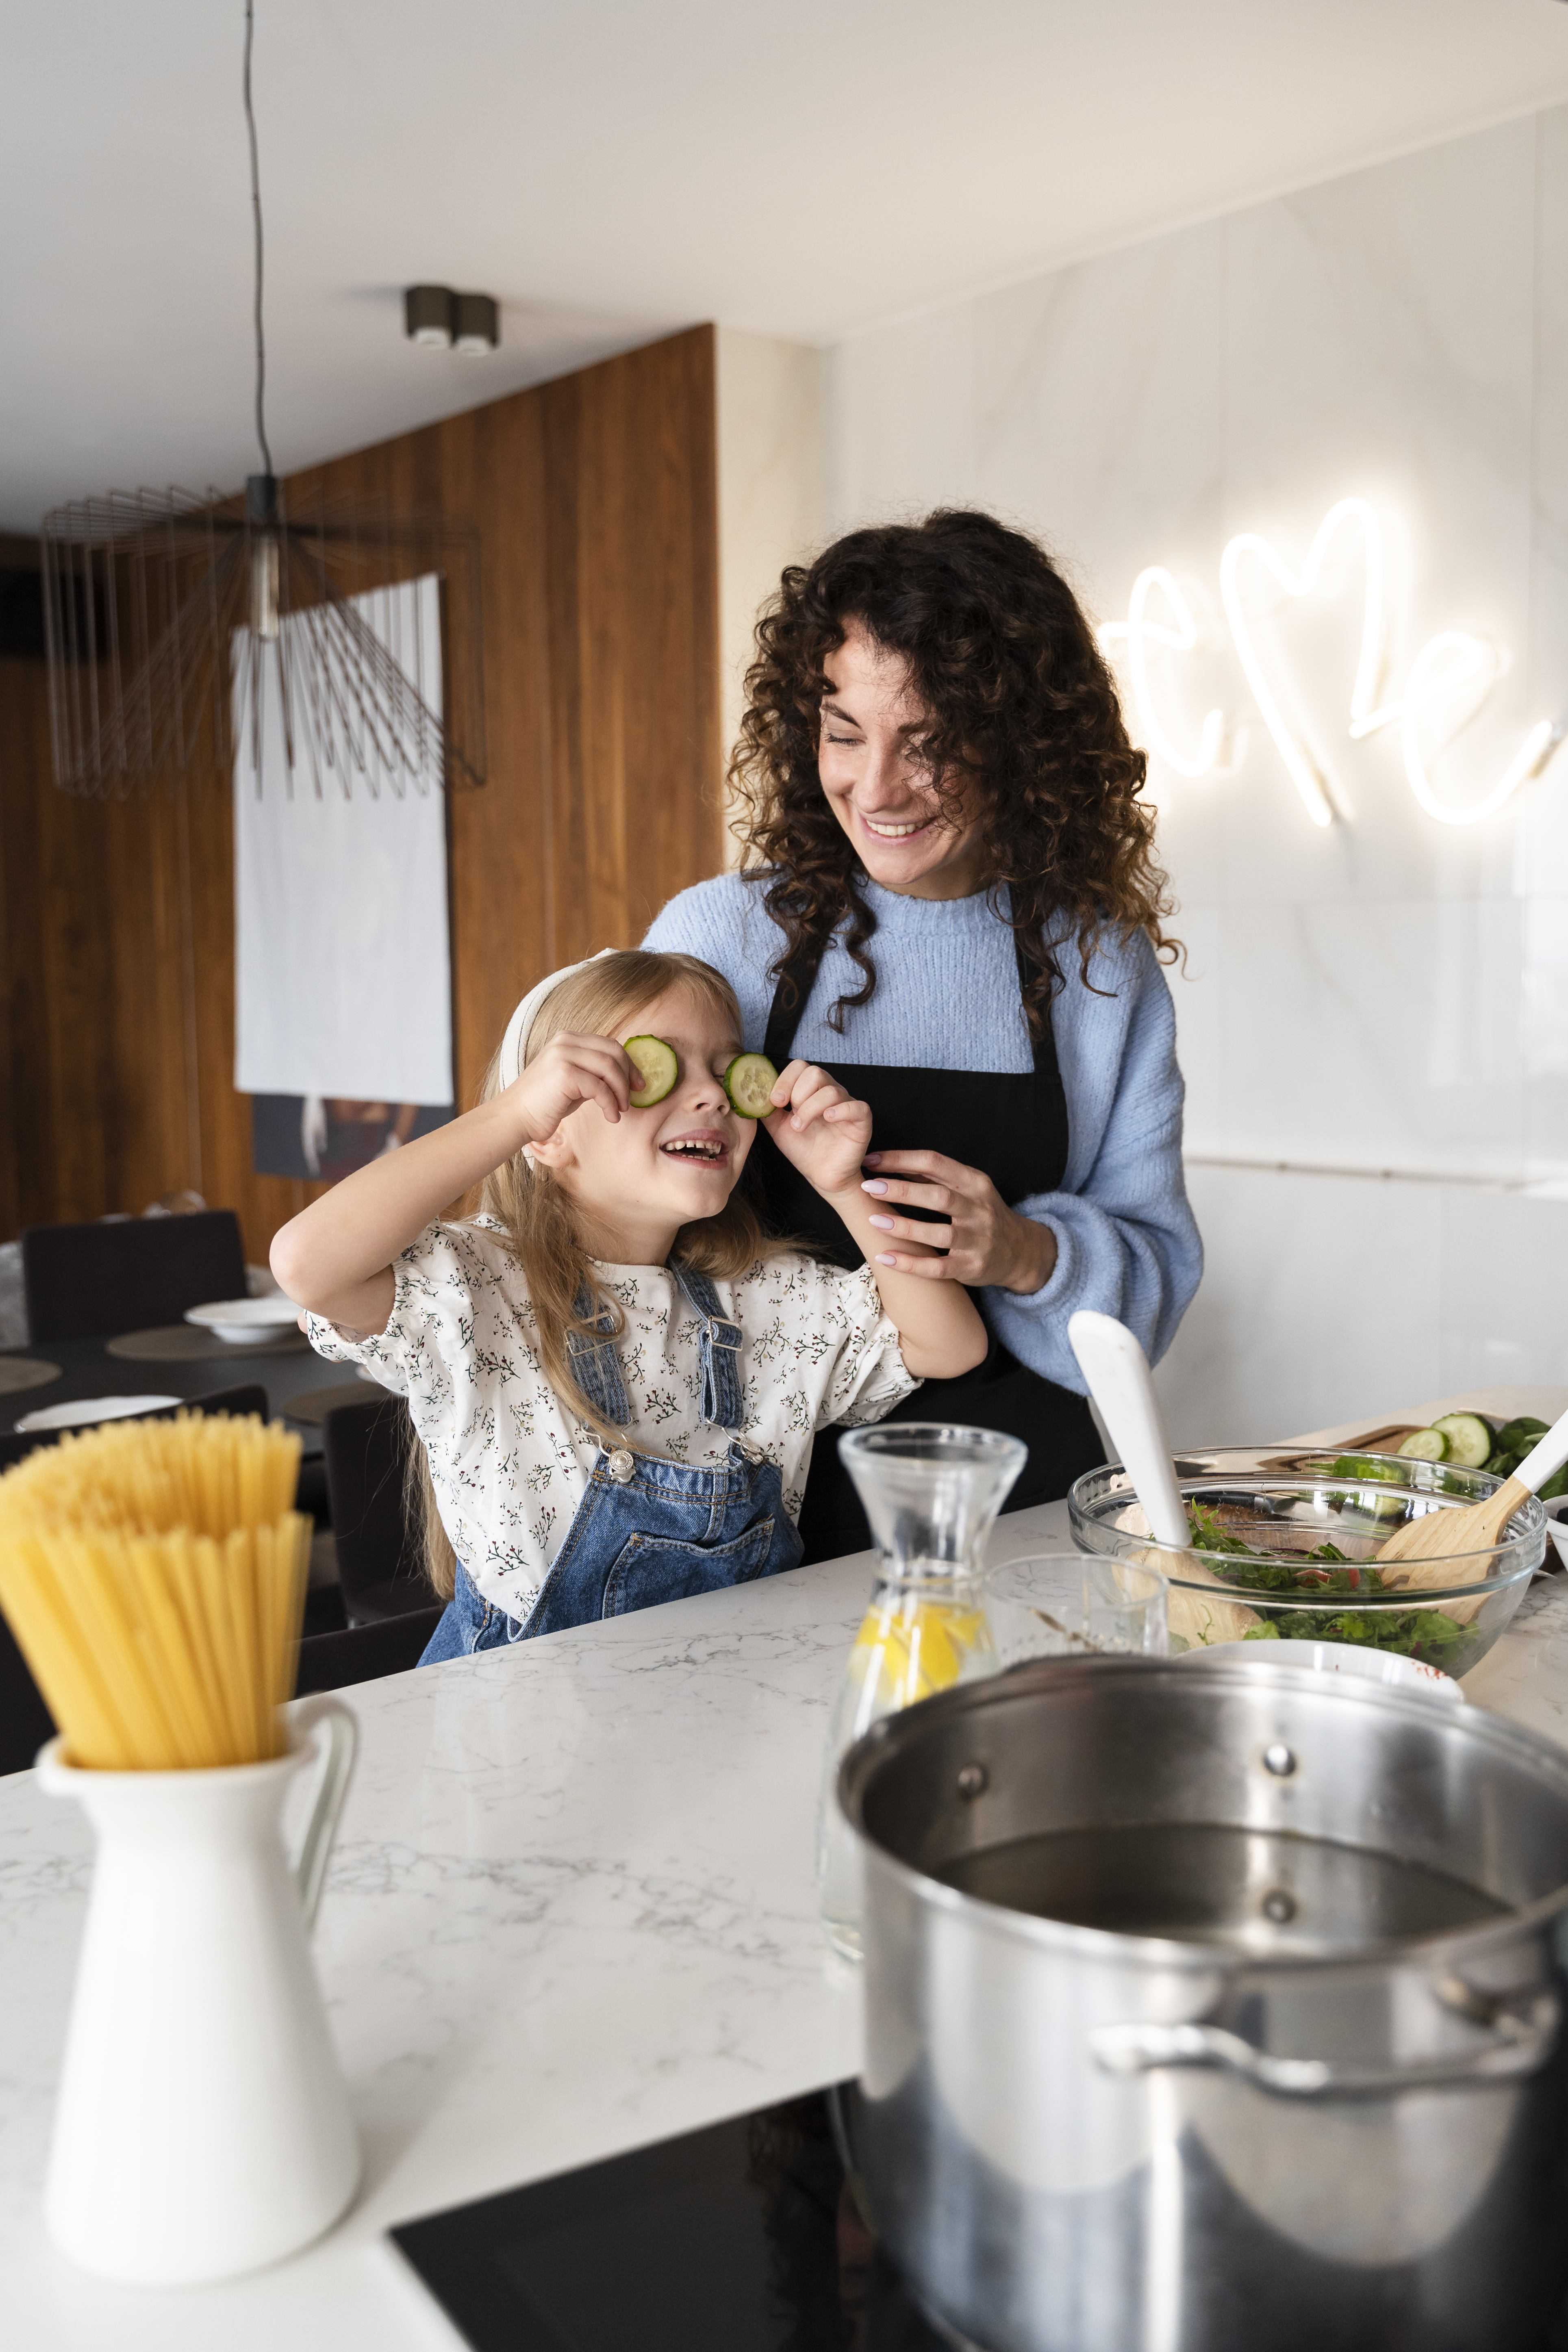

762,907,1055,1075
566,1284,632,1427
667,1261,745,1429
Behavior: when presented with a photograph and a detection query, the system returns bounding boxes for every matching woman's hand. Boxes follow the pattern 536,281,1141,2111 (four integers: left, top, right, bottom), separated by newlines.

762,1060,873,1199
860,1151,1058,1294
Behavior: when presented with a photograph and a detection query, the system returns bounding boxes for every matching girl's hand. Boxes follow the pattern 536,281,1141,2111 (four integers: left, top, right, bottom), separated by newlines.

762,1060,874,1200
502,1031,642,1149
859,1150,1058,1294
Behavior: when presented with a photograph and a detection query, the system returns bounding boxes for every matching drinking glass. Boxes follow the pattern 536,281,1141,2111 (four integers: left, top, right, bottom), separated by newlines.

982,1551,1168,1668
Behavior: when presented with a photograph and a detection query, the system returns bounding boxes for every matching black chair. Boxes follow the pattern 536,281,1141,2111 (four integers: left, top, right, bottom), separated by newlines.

322,1396,439,1626
0,1386,273,1771
293,1606,443,1694
0,1619,58,1775
22,1209,248,1342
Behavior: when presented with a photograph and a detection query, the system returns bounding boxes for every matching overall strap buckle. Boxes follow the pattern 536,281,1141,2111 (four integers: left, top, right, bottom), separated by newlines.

566,1284,632,1427
667,1260,745,1430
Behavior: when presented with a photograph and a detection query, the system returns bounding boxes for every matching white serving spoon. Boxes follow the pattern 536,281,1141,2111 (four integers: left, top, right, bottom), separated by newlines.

1068,1310,1259,1644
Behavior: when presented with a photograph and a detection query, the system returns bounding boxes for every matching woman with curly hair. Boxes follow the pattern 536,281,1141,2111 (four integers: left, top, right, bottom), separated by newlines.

645,508,1201,1561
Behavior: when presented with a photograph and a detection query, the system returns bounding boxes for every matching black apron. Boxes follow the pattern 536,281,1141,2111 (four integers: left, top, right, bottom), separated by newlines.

757,932,1102,1565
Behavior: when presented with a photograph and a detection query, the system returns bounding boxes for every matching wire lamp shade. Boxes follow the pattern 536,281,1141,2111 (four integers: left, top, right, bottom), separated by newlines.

40,473,486,801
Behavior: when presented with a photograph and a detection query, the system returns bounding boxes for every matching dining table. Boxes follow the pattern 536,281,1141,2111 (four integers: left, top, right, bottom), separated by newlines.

1,1382,1566,2351
0,1329,372,1451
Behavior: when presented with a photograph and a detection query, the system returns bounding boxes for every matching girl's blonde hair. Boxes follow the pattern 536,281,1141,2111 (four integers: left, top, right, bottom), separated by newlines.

413,950,780,1601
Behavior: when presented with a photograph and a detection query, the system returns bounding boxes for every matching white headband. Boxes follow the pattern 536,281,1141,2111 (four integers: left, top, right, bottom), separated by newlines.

497,947,619,1091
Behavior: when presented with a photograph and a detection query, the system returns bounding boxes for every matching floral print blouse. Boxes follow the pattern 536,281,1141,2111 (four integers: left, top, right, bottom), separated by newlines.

306,1217,918,1616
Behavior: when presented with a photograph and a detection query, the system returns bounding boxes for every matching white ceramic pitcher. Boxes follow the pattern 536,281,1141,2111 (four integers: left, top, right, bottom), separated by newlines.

36,1694,361,2285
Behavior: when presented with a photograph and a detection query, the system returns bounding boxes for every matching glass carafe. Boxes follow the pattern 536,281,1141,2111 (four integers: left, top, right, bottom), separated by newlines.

817,1423,1027,1957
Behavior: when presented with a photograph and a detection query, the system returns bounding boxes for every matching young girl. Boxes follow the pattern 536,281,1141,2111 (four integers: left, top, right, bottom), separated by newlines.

270,948,987,1657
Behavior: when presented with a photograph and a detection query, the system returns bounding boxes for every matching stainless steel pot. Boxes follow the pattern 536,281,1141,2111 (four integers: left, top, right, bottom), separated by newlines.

839,1656,1568,2352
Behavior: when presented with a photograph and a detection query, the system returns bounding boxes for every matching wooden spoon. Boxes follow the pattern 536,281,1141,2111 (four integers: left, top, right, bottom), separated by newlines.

1375,1405,1568,1612
1067,1312,1260,1646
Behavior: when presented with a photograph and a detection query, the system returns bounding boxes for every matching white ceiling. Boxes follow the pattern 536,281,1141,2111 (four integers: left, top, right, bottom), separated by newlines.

4,0,1568,532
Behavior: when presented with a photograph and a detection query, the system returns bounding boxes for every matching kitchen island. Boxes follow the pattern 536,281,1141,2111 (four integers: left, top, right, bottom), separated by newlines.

2,1386,1565,2350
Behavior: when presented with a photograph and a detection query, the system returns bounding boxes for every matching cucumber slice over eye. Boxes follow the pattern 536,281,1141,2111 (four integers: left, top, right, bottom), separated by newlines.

723,1052,780,1120
623,1036,677,1108
1429,1412,1494,1470
1396,1427,1449,1463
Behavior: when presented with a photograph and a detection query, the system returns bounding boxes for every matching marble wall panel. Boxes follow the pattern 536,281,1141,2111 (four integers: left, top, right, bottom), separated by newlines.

1216,120,1540,914
823,310,978,531
969,222,1227,617
824,113,1568,1188
1523,105,1568,1182
1157,1166,1568,1446
1151,1164,1444,1447
1440,1187,1568,1394
812,109,1568,1441
1210,897,1527,1180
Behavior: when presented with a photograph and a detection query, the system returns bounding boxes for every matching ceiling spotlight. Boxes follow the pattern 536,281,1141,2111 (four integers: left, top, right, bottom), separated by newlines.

452,292,500,354
403,286,500,354
404,284,455,347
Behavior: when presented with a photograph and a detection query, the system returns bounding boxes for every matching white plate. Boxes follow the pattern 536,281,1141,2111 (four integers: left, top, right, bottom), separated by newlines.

1176,1638,1463,1701
15,1394,182,1434
185,1297,301,1345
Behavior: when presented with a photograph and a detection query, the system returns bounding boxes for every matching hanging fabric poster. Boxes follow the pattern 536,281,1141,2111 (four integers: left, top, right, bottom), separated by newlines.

233,575,455,1178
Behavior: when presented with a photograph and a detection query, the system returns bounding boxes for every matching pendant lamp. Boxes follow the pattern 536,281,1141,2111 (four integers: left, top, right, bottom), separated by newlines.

39,2,485,803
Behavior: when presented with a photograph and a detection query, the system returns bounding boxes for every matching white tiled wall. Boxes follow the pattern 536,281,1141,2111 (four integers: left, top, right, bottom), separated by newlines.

808,107,1568,1438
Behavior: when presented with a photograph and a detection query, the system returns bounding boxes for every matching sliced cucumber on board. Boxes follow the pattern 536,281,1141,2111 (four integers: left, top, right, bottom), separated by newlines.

623,1035,678,1109
724,1053,779,1120
1430,1412,1493,1469
1396,1427,1449,1463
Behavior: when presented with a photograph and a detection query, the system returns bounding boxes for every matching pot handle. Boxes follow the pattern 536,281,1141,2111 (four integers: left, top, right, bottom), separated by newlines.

287,1695,358,1934
1091,1986,1561,2098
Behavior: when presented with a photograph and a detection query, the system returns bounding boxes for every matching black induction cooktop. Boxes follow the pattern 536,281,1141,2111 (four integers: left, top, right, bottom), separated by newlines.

392,2080,1568,2352
390,2083,952,2351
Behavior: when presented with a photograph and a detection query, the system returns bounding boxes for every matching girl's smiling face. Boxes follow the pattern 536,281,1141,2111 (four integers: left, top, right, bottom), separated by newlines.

528,986,754,1264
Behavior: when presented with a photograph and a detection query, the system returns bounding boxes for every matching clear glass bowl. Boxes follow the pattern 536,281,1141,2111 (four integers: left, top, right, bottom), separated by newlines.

1067,1445,1548,1680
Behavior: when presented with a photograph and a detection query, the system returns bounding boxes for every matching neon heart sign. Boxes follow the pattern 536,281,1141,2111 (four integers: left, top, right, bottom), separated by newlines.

1099,497,1561,827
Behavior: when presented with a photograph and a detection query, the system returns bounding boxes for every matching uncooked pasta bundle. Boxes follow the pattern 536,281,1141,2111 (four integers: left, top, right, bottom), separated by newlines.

0,1412,311,1771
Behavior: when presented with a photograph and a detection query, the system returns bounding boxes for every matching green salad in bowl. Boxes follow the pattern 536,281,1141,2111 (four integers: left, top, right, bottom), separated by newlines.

1068,1445,1548,1677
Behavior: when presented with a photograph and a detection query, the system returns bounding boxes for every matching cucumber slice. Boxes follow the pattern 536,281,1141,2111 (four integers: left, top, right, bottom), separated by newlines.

1396,1427,1449,1463
623,1035,677,1109
1430,1412,1493,1469
723,1052,779,1120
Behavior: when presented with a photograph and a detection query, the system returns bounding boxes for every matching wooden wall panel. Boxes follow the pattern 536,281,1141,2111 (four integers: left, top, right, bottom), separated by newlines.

0,326,723,1256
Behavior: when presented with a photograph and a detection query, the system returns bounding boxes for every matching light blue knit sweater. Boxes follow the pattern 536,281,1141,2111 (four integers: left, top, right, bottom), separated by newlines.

643,873,1203,1396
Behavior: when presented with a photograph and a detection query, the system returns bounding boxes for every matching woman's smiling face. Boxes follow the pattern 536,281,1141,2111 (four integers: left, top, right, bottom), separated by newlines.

817,620,989,899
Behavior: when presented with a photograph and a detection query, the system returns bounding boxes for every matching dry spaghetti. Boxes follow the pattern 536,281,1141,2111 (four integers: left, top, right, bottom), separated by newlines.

0,1413,311,1770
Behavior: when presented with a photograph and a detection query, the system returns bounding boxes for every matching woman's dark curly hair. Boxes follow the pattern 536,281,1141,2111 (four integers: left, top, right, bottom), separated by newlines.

729,508,1178,1038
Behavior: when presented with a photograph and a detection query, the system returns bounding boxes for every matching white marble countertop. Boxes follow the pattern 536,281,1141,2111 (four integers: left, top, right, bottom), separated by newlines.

2,1387,1565,2349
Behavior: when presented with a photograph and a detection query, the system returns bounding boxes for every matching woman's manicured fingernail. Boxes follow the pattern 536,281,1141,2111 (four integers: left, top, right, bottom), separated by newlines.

861,1179,887,1195
791,1114,802,1130
869,1214,893,1230
875,1253,898,1267
863,1152,881,1164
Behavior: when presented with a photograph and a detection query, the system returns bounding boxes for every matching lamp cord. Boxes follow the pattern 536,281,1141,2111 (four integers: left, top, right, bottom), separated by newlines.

243,0,273,477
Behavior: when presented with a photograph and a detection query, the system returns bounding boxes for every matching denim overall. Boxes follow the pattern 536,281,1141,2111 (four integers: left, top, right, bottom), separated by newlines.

418,1261,803,1662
